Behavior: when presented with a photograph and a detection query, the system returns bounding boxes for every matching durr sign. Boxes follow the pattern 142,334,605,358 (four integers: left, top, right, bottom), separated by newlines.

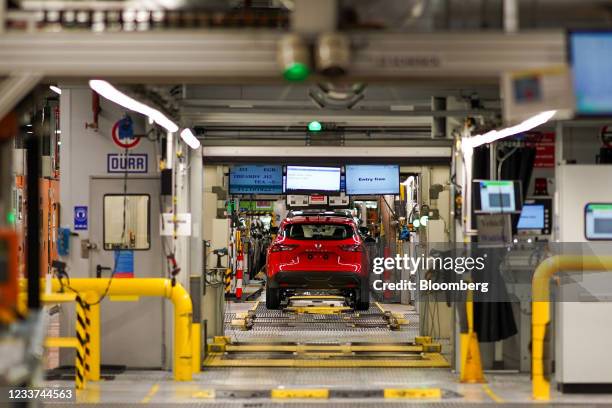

107,153,148,174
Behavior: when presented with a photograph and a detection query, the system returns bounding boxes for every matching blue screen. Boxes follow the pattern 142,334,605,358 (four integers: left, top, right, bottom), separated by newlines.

229,165,283,194
345,165,399,195
570,32,612,115
517,204,545,229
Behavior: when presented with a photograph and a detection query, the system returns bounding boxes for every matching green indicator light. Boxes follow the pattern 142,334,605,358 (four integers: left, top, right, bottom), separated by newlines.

283,63,310,82
413,219,420,228
308,121,323,132
420,215,429,226
7,210,16,224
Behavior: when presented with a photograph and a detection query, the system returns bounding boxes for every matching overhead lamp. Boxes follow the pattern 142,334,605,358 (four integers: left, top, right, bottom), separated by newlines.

463,110,556,150
179,128,201,149
89,80,179,133
49,85,62,95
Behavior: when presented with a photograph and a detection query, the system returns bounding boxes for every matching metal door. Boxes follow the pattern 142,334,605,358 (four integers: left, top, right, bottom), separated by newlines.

89,176,164,368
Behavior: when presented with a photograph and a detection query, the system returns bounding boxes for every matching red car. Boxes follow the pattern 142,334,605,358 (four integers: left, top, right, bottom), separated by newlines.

266,215,370,310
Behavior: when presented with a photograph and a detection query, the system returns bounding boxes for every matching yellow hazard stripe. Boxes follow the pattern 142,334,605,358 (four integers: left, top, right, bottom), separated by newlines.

383,388,442,399
482,384,504,403
141,383,159,403
271,389,329,399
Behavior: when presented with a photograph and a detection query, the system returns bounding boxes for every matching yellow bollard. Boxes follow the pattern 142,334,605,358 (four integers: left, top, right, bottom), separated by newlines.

531,255,612,401
74,296,89,390
45,278,193,381
85,291,101,381
192,322,201,373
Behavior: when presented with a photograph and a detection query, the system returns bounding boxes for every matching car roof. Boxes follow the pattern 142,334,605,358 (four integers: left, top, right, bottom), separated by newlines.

286,209,353,219
283,215,356,225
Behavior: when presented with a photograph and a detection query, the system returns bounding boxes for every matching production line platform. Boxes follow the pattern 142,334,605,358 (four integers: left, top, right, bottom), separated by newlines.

206,295,450,368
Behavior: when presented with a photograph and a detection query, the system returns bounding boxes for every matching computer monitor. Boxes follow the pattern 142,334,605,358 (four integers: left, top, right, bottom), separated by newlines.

285,166,341,194
473,180,522,214
568,31,612,116
517,204,544,229
585,203,612,240
229,164,283,195
345,165,400,195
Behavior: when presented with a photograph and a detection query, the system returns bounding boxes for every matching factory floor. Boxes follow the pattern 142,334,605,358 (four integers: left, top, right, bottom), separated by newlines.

43,290,612,406
44,368,612,406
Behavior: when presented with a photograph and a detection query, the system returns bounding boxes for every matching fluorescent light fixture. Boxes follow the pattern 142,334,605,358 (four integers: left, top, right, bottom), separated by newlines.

49,85,62,95
89,80,178,133
463,110,556,149
179,128,201,149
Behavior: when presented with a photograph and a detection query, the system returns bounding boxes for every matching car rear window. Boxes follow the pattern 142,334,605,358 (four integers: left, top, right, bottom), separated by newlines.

285,223,354,240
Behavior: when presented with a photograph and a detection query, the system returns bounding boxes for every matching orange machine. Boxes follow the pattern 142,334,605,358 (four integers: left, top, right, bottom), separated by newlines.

0,230,19,324
14,177,59,277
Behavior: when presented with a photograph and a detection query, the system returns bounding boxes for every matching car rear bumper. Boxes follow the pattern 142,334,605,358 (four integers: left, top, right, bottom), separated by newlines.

268,271,367,290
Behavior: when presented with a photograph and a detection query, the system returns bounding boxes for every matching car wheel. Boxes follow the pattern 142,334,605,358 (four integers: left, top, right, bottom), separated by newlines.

355,287,370,311
266,287,281,309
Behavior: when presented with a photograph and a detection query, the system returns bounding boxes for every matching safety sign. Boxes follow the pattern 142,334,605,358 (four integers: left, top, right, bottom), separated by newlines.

74,206,88,230
112,115,141,149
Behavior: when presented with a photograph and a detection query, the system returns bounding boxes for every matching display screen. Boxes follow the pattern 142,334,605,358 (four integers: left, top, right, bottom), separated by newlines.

345,165,400,195
285,166,341,193
229,165,283,195
475,180,519,213
517,204,545,230
569,31,612,115
585,203,612,240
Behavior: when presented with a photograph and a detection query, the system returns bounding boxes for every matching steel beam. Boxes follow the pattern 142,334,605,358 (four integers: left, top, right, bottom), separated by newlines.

0,72,42,120
203,145,451,158
0,31,564,81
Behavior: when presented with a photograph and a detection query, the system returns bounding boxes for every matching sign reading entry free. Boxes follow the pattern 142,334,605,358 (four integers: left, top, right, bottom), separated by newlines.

107,153,148,174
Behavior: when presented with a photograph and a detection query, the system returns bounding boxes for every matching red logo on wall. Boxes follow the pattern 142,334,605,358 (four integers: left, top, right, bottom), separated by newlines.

111,118,140,149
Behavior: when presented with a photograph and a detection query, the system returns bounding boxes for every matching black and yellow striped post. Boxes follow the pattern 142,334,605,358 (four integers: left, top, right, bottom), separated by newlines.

75,296,91,390
224,268,232,295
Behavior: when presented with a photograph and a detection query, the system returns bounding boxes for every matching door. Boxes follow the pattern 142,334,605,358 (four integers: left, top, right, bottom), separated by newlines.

89,176,164,368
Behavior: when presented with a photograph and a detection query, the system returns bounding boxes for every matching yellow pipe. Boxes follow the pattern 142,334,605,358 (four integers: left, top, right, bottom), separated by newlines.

532,255,612,401
24,278,193,381
44,337,79,348
192,323,201,373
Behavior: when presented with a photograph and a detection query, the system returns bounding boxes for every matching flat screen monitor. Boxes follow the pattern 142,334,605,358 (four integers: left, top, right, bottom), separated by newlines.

516,197,552,235
517,204,545,230
285,166,341,194
345,165,400,195
473,180,522,214
229,165,283,195
585,203,612,240
568,31,612,115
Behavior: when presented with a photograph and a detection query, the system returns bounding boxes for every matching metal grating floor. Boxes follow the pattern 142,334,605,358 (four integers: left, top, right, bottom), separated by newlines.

224,299,420,344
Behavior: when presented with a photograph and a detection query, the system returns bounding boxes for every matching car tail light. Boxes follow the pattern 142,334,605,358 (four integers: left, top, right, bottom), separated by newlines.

270,244,298,252
339,244,362,252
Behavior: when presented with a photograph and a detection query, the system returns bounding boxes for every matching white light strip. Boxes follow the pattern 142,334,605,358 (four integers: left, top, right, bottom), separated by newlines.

179,128,201,149
463,110,557,149
88,80,178,133
49,85,62,95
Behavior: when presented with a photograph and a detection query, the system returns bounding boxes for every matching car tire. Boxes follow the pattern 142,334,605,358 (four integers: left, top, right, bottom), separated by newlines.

355,286,370,311
266,287,281,309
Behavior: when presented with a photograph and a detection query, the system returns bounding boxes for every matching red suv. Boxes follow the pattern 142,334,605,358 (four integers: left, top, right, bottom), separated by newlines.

266,215,370,310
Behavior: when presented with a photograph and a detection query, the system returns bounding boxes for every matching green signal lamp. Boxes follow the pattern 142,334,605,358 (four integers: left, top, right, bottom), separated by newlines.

283,63,310,82
307,121,323,132
6,210,16,224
